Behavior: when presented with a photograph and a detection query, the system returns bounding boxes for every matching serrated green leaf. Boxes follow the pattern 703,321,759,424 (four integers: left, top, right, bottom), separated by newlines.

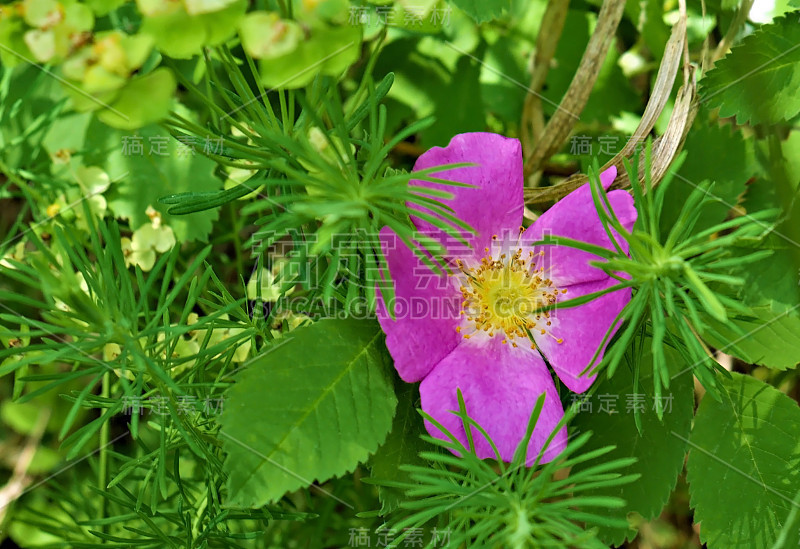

705,307,800,370
569,345,694,546
661,122,756,236
725,246,800,314
368,380,432,515
220,318,398,507
687,372,800,548
700,15,800,125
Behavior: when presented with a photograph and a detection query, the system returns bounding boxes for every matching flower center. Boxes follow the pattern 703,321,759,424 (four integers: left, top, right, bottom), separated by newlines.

455,241,565,348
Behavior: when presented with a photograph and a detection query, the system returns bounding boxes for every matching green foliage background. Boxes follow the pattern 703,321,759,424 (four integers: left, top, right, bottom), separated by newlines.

0,0,799,547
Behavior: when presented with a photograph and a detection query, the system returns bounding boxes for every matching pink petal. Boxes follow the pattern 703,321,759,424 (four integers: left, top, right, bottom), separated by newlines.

420,339,568,465
523,166,637,286
376,227,463,383
535,276,631,393
410,132,524,256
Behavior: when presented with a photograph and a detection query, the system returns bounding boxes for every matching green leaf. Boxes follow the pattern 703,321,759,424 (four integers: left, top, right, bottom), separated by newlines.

687,372,800,548
139,0,246,58
448,0,511,23
185,0,241,16
725,245,800,314
1,400,43,435
27,446,63,474
479,35,530,124
97,68,177,130
239,11,302,60
257,25,362,89
220,318,398,507
375,40,485,148
624,0,670,57
700,15,800,125
661,122,756,236
0,63,67,170
368,380,432,515
195,0,248,45
80,122,224,243
141,8,206,58
705,307,800,370
570,345,694,545
0,14,31,68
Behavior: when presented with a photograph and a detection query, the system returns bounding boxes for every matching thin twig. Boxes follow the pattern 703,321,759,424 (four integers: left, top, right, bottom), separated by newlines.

0,409,51,526
525,18,692,205
712,0,755,64
521,0,572,174
523,0,627,178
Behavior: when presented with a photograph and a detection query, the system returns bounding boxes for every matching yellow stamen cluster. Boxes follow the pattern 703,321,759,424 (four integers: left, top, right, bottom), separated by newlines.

455,240,566,348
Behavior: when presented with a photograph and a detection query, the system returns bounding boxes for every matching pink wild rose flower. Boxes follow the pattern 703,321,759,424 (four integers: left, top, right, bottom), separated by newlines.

377,132,637,465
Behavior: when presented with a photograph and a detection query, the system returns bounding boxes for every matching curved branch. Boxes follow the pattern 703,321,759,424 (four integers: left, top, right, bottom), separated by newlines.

523,0,627,177
525,18,693,205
